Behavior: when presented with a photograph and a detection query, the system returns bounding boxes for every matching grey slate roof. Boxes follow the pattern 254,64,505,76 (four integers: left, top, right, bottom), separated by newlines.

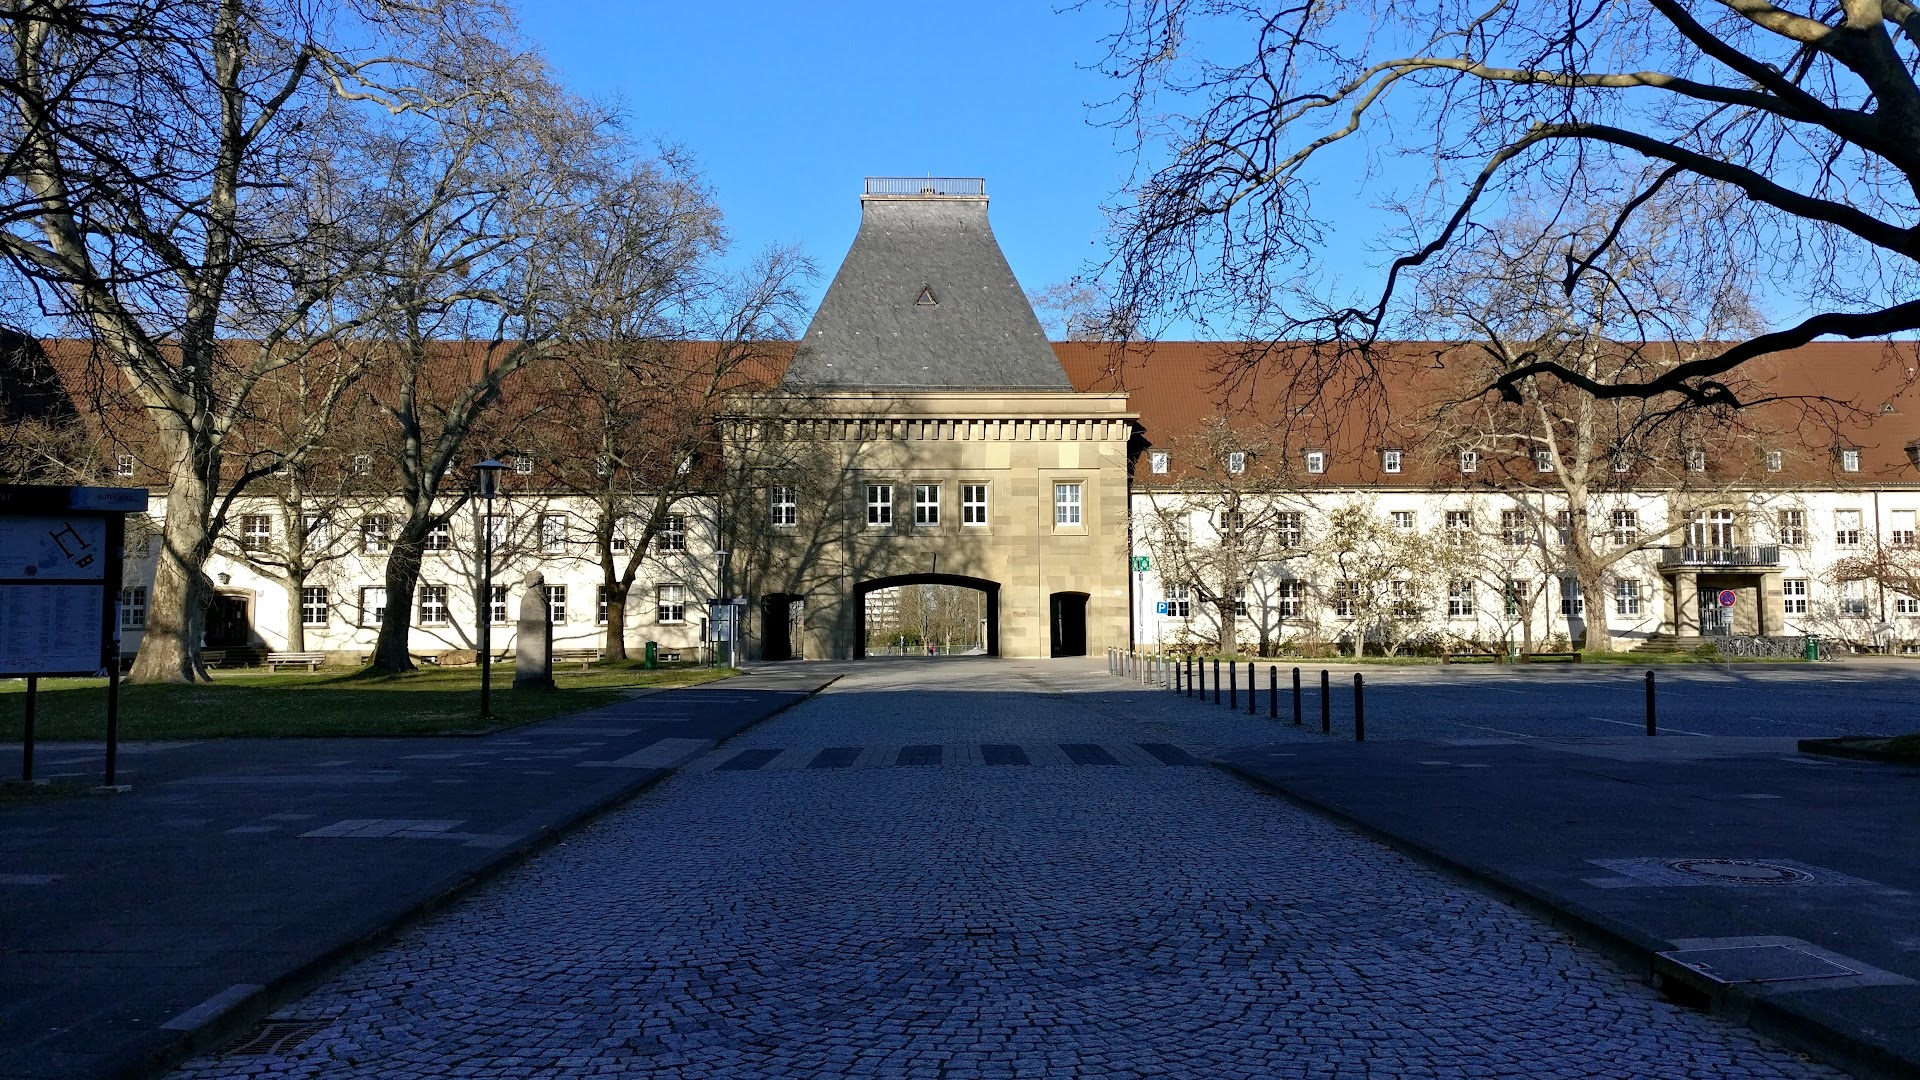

780,194,1073,391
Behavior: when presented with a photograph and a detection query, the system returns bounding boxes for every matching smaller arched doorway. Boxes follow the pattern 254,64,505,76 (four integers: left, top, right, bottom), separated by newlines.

761,593,805,661
853,574,999,658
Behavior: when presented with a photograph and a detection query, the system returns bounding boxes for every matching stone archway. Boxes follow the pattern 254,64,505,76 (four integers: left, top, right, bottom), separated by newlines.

853,573,1000,659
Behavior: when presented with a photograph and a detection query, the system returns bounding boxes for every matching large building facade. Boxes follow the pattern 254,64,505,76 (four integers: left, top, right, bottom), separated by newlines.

104,178,1920,663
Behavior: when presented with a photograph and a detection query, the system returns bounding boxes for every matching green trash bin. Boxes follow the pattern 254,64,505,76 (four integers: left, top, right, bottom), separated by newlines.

1803,634,1819,662
644,640,658,669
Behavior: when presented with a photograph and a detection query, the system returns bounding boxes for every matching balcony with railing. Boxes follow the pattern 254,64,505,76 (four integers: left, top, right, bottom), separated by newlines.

864,177,986,197
1658,545,1781,568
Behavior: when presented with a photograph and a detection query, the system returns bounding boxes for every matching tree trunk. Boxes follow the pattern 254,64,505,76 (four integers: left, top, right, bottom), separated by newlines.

285,570,306,653
372,522,429,673
603,589,628,659
127,462,216,683
1578,565,1614,653
1217,603,1238,656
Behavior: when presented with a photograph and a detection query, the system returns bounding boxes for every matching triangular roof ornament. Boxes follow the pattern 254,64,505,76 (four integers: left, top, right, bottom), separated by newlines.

914,284,938,307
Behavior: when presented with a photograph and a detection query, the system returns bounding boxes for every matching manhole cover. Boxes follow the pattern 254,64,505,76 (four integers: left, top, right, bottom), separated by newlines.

1659,945,1860,984
1663,859,1814,885
222,1019,330,1057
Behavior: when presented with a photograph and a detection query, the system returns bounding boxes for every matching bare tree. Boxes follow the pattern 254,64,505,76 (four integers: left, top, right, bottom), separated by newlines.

0,0,499,681
1313,499,1472,657
1097,0,1920,406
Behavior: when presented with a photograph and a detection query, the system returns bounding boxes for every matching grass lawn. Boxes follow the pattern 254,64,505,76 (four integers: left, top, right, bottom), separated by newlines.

0,662,735,741
0,779,103,806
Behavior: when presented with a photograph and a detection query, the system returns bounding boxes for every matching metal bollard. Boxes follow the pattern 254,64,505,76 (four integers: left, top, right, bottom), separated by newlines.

1229,661,1237,709
1268,665,1278,719
1292,667,1302,725
1646,670,1656,736
1213,659,1221,704
1198,657,1206,700
1354,672,1366,742
1320,669,1331,734
1248,661,1257,715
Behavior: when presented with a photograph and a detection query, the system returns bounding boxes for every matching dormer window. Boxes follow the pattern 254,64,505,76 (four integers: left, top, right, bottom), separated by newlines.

1686,450,1706,473
513,454,534,475
1148,450,1169,475
1611,453,1630,474
1382,449,1403,474
1457,450,1477,474
1226,451,1247,475
1304,449,1326,475
1765,450,1783,473
1535,450,1554,473
1839,447,1861,473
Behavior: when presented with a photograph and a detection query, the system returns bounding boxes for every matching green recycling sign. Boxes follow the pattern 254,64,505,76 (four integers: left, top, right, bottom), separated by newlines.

1131,556,1151,572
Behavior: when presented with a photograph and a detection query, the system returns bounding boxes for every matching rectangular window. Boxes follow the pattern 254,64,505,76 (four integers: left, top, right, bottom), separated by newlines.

541,513,567,554
771,485,797,527
119,586,147,629
1783,578,1808,615
1334,580,1357,618
1304,449,1326,475
1445,510,1472,546
1227,451,1247,475
1054,482,1082,526
1556,510,1574,547
544,584,567,625
1536,450,1555,473
1458,450,1478,474
1390,510,1415,532
1275,511,1303,548
1276,581,1306,619
360,586,387,626
1836,510,1862,547
1447,579,1474,618
483,515,507,549
1234,585,1248,618
1610,509,1639,546
1840,579,1868,617
1778,509,1806,546
1382,449,1403,474
1766,450,1783,473
657,514,686,552
490,584,509,625
360,515,390,554
1687,450,1707,473
1611,453,1631,474
866,484,892,526
961,484,989,526
115,452,135,478
240,514,272,551
1615,579,1641,616
513,454,533,475
424,522,452,551
1841,448,1861,472
913,484,940,526
1501,509,1528,547
657,583,686,623
300,586,328,628
1559,577,1584,617
1505,579,1529,618
352,453,372,476
597,586,610,625
303,513,329,548
1896,593,1920,616
1148,450,1169,475
1163,583,1191,618
1890,509,1916,546
1390,579,1418,619
1218,509,1245,534
418,585,449,625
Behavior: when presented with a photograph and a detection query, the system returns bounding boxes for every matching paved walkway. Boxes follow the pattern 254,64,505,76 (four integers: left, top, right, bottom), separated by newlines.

0,667,832,1080
166,658,1837,1079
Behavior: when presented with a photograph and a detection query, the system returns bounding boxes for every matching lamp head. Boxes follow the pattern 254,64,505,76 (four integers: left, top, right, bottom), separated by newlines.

473,457,509,497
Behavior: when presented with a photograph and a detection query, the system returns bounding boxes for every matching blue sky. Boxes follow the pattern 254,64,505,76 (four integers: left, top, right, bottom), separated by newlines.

511,2,1155,322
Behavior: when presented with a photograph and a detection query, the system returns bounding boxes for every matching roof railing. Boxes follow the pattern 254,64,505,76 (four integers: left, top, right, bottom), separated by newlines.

864,177,986,197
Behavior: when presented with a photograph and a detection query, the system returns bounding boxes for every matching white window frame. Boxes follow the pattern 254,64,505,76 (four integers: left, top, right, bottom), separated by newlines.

1559,577,1584,616
913,484,940,527
540,513,567,554
1687,450,1707,473
115,452,136,478
300,586,328,628
1276,581,1306,619
961,483,989,526
1458,450,1478,474
1275,511,1303,548
1334,580,1357,618
1896,593,1920,615
1390,510,1415,532
1505,578,1529,618
596,585,611,626
1444,510,1471,546
1841,448,1861,473
1382,448,1403,474
770,485,797,528
1840,579,1868,617
1836,509,1863,547
656,582,686,624
418,585,449,626
513,454,534,475
119,586,147,629
360,586,387,626
240,513,272,552
1615,578,1642,616
1766,450,1783,473
1535,450,1555,473
1148,450,1170,475
656,514,686,552
1226,451,1247,475
1501,509,1527,547
424,521,452,552
1163,583,1191,618
866,484,892,527
1447,579,1474,618
1610,509,1638,546
489,584,509,625
1778,509,1806,546
360,515,391,554
1889,509,1916,547
1054,482,1083,526
544,584,568,625
1304,449,1326,475
1783,578,1808,615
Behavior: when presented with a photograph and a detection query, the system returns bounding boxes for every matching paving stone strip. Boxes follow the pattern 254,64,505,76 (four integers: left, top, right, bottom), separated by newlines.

162,659,1838,1080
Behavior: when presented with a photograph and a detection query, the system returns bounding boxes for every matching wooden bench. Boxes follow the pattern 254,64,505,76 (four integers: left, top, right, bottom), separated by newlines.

552,648,603,671
265,651,327,673
1521,651,1582,663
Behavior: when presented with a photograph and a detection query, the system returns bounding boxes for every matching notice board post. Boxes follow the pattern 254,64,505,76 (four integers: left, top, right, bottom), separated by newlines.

0,485,149,788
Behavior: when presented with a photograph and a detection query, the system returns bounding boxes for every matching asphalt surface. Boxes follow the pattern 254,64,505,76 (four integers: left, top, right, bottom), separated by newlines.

158,658,1844,1079
0,668,832,1080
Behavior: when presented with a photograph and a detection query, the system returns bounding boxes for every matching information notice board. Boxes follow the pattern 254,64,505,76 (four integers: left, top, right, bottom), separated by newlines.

0,487,146,678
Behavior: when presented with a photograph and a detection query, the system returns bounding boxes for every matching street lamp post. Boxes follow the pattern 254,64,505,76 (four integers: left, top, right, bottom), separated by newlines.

473,459,510,723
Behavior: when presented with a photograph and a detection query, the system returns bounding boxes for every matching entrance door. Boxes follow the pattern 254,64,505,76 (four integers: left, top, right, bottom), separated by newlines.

1696,587,1732,636
762,593,803,661
205,594,251,647
1049,592,1088,657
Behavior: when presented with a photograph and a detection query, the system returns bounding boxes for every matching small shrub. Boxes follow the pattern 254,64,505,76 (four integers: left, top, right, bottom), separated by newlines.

1693,641,1720,659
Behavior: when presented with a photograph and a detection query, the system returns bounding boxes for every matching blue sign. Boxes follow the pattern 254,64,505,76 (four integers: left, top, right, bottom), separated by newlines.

1155,601,1168,614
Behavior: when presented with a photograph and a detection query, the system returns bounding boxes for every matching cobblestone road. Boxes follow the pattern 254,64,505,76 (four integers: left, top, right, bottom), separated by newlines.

172,659,1836,1079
